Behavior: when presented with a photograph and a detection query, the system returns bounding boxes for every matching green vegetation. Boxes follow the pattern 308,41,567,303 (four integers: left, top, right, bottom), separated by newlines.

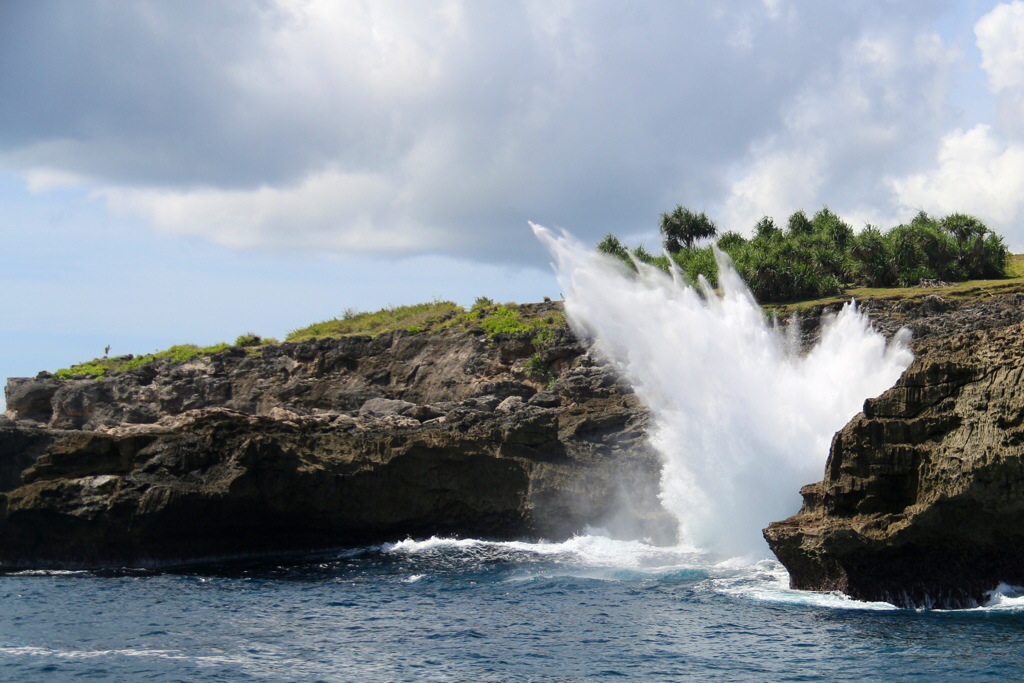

235,332,263,348
55,343,233,379
769,253,1024,316
659,205,718,253
289,299,566,343
54,208,1015,382
599,206,1011,303
523,352,554,387
55,297,569,381
469,305,555,339
286,301,464,342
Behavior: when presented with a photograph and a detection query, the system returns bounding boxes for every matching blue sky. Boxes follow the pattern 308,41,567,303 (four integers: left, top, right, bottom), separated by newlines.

3,1,1024,406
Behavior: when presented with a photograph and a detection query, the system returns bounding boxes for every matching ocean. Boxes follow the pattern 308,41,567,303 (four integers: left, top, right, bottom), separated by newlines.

1,535,1021,682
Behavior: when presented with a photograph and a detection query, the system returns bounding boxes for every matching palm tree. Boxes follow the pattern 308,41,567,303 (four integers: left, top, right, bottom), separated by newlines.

659,205,717,253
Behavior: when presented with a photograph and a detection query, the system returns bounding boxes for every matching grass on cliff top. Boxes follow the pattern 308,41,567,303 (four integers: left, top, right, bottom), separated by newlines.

53,254,1022,379
55,343,232,379
54,301,566,380
54,334,280,380
767,254,1024,316
286,301,465,341
286,298,566,343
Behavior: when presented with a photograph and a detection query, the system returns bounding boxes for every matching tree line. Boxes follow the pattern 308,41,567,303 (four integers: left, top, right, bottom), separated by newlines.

597,205,1009,303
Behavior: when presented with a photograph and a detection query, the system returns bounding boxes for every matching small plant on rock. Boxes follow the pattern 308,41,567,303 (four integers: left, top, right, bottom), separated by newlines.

235,333,262,348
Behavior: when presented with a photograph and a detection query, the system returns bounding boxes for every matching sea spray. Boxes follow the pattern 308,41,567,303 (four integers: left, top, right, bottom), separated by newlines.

532,223,913,556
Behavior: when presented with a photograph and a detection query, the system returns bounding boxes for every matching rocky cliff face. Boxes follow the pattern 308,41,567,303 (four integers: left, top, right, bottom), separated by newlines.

6,290,1024,594
765,291,1024,608
0,304,674,568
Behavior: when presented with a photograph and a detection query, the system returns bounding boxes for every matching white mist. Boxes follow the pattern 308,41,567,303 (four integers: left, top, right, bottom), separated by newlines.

533,224,913,557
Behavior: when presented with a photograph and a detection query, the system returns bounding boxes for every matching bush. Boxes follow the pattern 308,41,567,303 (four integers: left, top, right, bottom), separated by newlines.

235,333,262,347
716,231,747,250
472,296,495,310
671,247,718,287
598,205,1011,303
524,353,550,382
787,210,814,237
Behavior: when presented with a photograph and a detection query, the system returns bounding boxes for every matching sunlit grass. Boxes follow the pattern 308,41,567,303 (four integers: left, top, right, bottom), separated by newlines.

286,301,465,341
288,299,566,342
769,254,1024,315
55,343,233,379
52,254,1021,379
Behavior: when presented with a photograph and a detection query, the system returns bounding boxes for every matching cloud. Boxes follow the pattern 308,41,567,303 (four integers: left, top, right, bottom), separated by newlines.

0,1,972,261
99,169,446,253
722,29,960,232
891,125,1024,234
885,2,1024,249
976,1,1024,93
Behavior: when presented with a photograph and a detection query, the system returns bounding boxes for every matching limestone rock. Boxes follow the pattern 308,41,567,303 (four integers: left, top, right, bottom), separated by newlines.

0,305,676,568
765,295,1024,608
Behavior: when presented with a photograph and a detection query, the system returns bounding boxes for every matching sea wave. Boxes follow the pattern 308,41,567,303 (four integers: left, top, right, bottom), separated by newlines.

378,534,1024,613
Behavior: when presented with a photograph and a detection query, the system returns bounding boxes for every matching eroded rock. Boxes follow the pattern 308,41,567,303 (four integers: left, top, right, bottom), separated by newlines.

764,298,1024,609
0,307,676,568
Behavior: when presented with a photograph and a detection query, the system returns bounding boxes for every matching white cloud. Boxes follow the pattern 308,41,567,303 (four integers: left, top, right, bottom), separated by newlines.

721,27,959,232
0,1,979,259
720,144,824,228
884,2,1024,250
976,0,1024,93
100,169,447,253
25,168,86,194
891,125,1024,241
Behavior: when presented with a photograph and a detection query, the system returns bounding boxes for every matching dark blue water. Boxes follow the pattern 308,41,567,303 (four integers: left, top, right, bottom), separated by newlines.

1,536,1021,682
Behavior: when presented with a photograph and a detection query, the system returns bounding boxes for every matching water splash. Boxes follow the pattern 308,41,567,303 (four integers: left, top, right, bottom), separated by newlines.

532,223,913,556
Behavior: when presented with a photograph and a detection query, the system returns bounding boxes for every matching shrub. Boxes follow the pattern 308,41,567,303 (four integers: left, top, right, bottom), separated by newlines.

754,216,782,241
472,296,495,310
980,233,1009,279
477,306,531,338
716,231,747,250
524,353,550,382
598,204,1011,303
787,210,814,237
671,246,718,288
812,206,853,251
849,226,894,287
235,333,262,347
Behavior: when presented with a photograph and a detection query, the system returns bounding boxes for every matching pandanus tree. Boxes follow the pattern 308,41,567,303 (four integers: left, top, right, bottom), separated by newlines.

941,213,988,275
659,205,718,253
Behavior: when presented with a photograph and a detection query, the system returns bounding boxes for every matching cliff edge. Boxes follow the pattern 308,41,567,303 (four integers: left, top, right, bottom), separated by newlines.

0,303,674,568
765,292,1024,608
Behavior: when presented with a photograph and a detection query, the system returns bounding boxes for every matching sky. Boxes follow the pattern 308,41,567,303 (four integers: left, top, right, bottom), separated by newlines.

3,0,1024,403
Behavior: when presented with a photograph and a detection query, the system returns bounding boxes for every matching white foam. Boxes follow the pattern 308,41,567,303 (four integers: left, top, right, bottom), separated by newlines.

978,583,1024,611
533,224,913,556
708,560,899,611
381,534,909,609
383,534,704,569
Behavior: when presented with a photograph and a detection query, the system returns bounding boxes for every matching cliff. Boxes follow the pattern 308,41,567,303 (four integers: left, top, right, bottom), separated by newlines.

0,303,673,568
765,291,1024,608
6,289,1024,598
